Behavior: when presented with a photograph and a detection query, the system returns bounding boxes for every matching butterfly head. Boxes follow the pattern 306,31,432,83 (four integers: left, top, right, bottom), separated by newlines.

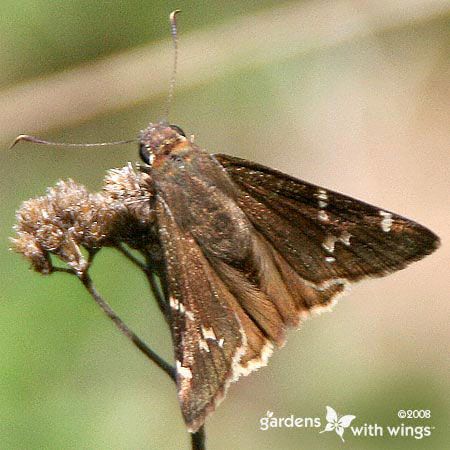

139,122,188,166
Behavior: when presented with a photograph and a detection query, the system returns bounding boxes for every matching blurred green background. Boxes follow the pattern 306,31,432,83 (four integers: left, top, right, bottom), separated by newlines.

0,1,448,449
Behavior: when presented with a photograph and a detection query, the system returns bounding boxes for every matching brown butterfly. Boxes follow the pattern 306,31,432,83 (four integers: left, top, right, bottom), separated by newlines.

12,11,440,434
137,122,439,432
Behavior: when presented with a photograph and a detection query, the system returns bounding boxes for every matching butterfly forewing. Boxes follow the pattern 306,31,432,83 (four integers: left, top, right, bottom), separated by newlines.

215,154,440,284
156,197,246,432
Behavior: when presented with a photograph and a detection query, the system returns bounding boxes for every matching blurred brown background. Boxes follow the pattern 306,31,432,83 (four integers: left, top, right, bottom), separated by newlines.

0,1,448,449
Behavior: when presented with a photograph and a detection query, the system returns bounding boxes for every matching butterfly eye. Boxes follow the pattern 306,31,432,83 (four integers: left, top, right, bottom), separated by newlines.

139,144,152,164
169,124,186,137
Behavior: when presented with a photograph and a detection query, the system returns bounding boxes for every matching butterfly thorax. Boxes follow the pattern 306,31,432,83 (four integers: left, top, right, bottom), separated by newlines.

142,127,253,263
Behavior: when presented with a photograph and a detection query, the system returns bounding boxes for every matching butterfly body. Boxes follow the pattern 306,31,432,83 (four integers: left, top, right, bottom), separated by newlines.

138,122,439,432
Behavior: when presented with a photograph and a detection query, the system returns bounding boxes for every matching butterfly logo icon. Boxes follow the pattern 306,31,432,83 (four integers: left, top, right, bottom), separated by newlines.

319,406,356,442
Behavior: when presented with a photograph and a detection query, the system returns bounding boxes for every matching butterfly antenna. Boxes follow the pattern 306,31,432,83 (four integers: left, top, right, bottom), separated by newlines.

163,9,181,122
9,134,137,150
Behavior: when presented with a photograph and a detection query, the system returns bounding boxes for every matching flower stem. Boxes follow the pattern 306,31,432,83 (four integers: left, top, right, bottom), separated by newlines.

78,271,175,381
191,426,206,450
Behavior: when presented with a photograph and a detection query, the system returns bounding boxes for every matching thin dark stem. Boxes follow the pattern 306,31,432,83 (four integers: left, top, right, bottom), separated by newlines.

116,243,147,271
51,267,75,274
191,426,206,450
116,244,170,322
78,271,176,381
145,269,170,322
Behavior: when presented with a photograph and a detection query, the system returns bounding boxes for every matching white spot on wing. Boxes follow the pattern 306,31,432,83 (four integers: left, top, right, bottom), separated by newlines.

218,338,224,348
169,296,179,310
322,231,351,253
340,231,351,246
322,235,337,253
199,339,210,352
318,200,327,208
318,210,329,222
170,296,188,315
176,360,192,379
201,325,217,341
379,210,393,232
325,256,336,263
316,189,328,201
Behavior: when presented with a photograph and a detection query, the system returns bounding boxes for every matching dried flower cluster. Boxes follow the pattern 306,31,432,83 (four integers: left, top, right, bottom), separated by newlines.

11,164,157,274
